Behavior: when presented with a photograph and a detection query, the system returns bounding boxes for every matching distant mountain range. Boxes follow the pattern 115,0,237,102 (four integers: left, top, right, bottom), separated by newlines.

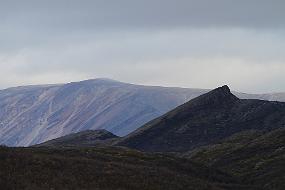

1,78,285,147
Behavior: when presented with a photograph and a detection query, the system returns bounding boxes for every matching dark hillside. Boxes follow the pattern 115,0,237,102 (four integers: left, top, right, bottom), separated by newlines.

34,129,119,147
0,146,253,190
188,128,285,190
117,86,285,152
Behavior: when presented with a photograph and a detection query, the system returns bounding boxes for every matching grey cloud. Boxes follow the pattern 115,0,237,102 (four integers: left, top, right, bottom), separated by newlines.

8,29,285,71
0,1,285,93
1,0,285,30
1,0,284,52
1,28,285,93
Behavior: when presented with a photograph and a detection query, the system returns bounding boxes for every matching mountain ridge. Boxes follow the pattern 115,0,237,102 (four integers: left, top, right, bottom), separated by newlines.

1,79,285,147
0,78,207,146
116,85,285,152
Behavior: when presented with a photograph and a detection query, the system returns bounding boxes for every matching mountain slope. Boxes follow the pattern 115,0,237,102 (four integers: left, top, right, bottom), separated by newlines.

1,79,285,147
117,86,285,152
0,79,207,146
0,145,253,190
188,128,285,190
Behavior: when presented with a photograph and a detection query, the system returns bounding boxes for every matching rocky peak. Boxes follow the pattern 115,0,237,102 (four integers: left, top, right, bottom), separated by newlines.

188,85,238,107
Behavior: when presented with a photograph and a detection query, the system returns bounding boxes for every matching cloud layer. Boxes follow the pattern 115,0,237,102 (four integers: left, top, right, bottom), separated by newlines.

0,0,285,93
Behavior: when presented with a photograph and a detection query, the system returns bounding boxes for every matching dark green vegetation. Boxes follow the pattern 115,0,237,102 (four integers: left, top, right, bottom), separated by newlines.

117,86,285,152
34,129,119,147
187,128,285,190
0,146,254,190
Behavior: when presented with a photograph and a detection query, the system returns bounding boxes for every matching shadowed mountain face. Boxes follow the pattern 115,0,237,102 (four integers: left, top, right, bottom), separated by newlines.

117,86,285,152
1,79,285,147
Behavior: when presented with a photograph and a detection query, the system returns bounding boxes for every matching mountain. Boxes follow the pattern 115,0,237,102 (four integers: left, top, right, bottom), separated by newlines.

34,129,119,147
29,85,285,189
0,145,253,190
117,86,285,152
0,79,208,146
188,127,285,190
1,78,285,147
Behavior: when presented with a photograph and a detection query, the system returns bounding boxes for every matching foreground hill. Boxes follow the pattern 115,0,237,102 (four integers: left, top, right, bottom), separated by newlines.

0,145,252,190
34,128,285,189
188,128,285,190
1,79,285,147
34,129,119,147
117,86,285,152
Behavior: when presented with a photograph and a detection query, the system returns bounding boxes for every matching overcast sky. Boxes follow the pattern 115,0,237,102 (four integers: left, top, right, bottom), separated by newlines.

0,0,285,93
